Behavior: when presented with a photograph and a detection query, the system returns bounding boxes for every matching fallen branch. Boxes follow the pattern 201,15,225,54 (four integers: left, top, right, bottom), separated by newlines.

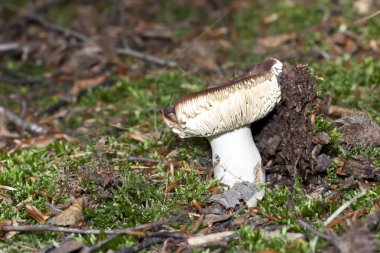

354,9,380,26
0,42,22,52
0,76,45,86
0,107,47,135
82,234,119,253
123,156,161,164
186,231,236,247
297,219,332,240
24,14,90,42
0,212,187,235
116,48,176,67
116,237,165,253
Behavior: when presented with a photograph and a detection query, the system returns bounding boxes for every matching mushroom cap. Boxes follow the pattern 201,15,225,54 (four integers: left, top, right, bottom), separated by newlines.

163,59,283,138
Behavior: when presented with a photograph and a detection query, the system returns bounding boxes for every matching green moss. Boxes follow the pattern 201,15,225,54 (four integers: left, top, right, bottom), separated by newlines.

314,58,380,123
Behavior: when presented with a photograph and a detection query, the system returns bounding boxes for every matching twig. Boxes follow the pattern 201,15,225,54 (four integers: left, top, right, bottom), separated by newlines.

123,156,161,164
81,234,119,253
0,42,22,52
116,232,187,253
323,189,368,226
186,231,236,247
297,219,332,240
37,99,71,118
0,107,47,135
354,9,380,26
116,48,176,67
0,212,187,235
24,14,90,42
0,76,44,86
116,237,165,253
147,231,188,239
309,189,368,253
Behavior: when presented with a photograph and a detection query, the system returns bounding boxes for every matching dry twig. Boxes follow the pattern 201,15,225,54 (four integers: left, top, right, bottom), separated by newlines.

0,212,187,235
116,48,177,67
0,107,47,135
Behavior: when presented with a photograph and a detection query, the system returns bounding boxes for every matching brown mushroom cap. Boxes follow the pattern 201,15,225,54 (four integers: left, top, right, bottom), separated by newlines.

163,59,283,138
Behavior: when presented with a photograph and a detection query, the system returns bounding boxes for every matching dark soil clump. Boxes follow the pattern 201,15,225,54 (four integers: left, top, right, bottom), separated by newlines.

252,62,319,182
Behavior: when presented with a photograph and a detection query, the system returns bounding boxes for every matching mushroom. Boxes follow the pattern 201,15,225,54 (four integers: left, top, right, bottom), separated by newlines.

163,58,283,192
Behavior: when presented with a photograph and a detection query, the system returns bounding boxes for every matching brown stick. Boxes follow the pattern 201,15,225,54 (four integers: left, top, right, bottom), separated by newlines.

0,212,187,235
0,42,22,52
122,156,161,164
24,14,90,42
297,219,332,240
0,107,47,135
354,9,380,26
116,48,177,67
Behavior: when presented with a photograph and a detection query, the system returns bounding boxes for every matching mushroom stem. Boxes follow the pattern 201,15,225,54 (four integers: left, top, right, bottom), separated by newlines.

208,125,264,187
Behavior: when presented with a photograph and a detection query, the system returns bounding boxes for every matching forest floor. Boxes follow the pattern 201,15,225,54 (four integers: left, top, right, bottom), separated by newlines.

1,1,380,252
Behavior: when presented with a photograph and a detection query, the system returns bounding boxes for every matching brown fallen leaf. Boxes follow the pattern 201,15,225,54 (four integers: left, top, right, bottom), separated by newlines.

71,74,107,97
8,133,74,154
51,198,84,226
25,204,50,224
258,33,296,48
204,213,232,227
128,131,149,143
0,192,13,204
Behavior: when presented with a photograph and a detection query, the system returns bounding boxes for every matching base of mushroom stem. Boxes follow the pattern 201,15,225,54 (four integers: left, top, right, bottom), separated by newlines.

208,125,265,187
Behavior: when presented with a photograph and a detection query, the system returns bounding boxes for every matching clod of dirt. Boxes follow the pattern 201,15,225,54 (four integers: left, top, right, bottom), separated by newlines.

335,116,380,149
252,62,319,179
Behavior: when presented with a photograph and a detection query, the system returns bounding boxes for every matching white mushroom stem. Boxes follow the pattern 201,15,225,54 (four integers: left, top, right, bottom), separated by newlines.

208,125,264,187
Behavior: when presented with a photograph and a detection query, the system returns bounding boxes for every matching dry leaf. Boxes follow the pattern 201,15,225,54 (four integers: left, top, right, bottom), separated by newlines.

8,133,74,153
51,198,84,226
71,74,107,96
128,131,148,142
0,185,17,191
25,203,50,223
258,33,296,48
0,192,13,204
204,213,232,227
